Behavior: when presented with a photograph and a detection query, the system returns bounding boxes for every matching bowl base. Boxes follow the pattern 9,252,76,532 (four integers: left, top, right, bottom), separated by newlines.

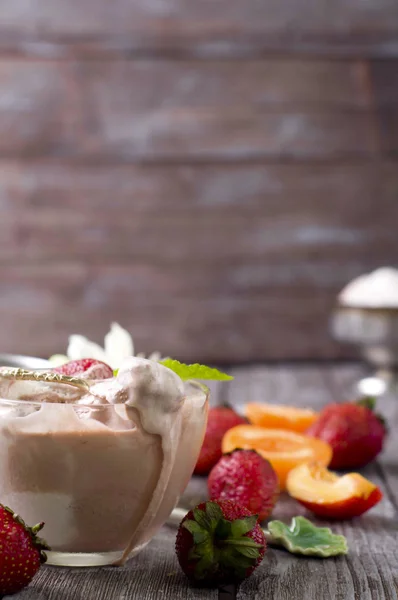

46,542,149,567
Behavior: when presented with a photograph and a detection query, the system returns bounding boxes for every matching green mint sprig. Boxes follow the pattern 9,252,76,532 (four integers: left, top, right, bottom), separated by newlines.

160,359,233,381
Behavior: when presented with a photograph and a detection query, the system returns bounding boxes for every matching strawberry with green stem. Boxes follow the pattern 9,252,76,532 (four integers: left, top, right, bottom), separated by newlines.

307,397,387,470
0,504,49,596
175,500,266,586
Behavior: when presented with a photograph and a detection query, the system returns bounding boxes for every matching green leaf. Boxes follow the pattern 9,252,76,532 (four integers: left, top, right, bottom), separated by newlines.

113,369,119,376
230,516,258,538
220,549,254,573
222,538,263,549
193,508,212,531
205,501,224,522
188,548,201,561
265,516,348,557
194,549,216,579
215,518,232,539
357,396,376,411
160,359,233,381
193,531,210,545
234,545,261,560
182,520,204,535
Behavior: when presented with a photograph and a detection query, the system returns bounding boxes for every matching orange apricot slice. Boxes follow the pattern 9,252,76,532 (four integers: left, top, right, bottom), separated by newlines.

286,462,383,519
222,425,332,490
245,403,318,433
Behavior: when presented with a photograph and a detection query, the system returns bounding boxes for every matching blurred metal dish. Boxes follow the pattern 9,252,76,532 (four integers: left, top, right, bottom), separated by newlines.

0,353,50,369
331,306,398,369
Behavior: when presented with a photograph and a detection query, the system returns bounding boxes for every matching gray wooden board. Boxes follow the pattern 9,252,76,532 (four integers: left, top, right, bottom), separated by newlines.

8,364,398,599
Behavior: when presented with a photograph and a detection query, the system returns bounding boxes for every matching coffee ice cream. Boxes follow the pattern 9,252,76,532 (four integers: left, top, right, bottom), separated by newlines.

0,358,208,566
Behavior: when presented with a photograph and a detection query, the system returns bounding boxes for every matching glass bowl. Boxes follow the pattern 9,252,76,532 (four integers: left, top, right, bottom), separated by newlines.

0,379,209,567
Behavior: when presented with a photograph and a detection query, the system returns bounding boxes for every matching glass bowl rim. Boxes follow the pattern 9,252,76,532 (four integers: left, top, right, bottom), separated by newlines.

0,377,209,409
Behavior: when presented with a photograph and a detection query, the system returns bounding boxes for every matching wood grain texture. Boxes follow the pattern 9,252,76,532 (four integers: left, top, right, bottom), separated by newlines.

17,363,398,600
0,59,381,162
1,159,397,361
4,161,397,214
0,263,353,361
0,61,80,158
0,0,398,58
73,59,374,110
370,60,398,155
0,59,394,162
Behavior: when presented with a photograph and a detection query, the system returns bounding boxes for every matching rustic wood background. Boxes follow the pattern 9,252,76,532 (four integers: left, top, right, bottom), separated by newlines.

1,0,398,362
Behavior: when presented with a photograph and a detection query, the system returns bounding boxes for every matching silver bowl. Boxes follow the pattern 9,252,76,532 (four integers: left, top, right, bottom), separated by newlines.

332,306,398,369
0,353,51,369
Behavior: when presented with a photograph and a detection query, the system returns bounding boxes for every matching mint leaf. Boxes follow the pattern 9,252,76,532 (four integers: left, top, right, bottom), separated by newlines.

160,359,233,381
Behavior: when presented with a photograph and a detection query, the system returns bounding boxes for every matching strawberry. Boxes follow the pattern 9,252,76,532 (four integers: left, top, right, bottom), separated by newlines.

53,358,113,380
208,449,279,521
0,504,49,596
175,500,266,586
306,398,386,470
194,407,246,475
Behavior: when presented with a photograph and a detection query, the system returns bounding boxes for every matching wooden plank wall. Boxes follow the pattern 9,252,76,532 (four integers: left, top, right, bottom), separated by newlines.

0,0,398,362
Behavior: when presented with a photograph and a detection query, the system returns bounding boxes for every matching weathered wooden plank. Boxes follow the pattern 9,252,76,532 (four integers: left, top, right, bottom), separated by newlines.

0,155,397,361
0,0,398,58
72,60,378,161
370,60,398,108
0,263,356,361
0,59,386,161
73,59,372,110
72,109,379,163
227,365,398,600
4,161,397,213
0,61,80,158
369,60,398,155
2,161,398,264
3,209,398,264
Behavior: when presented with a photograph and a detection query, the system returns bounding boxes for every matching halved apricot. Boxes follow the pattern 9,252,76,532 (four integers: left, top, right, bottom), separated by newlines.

245,403,318,433
286,462,383,519
222,425,332,490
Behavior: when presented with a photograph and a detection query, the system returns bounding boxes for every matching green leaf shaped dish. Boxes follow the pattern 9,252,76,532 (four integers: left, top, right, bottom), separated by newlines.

265,516,348,557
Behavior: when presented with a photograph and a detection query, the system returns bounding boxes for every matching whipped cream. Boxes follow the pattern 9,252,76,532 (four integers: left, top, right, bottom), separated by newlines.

90,357,187,564
339,267,398,309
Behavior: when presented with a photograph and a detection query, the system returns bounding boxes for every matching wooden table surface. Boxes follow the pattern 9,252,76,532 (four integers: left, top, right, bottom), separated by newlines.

10,363,398,600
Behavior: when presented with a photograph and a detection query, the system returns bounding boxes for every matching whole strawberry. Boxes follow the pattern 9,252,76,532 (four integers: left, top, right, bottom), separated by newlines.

208,449,279,521
194,407,246,475
0,505,49,596
54,358,113,380
175,500,266,586
307,398,386,470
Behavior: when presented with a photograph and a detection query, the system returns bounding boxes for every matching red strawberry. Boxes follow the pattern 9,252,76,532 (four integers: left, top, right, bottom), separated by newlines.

0,505,49,596
208,449,279,521
175,499,266,586
194,407,246,475
307,398,386,470
54,358,113,380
